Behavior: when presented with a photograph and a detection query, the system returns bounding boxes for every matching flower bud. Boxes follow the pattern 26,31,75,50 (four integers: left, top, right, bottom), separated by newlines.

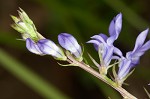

26,38,44,55
37,39,67,60
58,33,82,59
11,8,40,41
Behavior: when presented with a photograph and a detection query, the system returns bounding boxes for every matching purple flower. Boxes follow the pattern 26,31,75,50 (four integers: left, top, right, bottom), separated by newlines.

126,29,150,66
58,33,82,58
26,38,66,60
87,13,122,66
117,29,150,80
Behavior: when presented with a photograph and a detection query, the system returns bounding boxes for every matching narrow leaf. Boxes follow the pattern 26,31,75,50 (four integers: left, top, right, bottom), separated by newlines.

88,53,100,68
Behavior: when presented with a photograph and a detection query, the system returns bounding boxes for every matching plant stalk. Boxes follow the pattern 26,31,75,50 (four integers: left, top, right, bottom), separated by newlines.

67,54,137,99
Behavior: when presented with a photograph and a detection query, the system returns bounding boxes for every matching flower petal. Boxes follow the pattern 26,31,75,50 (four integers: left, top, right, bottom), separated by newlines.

130,57,140,66
126,51,132,59
118,59,131,80
132,28,149,53
103,46,114,66
140,40,150,52
112,56,120,60
126,50,143,67
114,47,123,57
26,38,43,55
99,43,106,58
109,13,122,40
87,40,101,45
91,34,106,44
99,33,108,41
87,40,102,51
107,36,116,45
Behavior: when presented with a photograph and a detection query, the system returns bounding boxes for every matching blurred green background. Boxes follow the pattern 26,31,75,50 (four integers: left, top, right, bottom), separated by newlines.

0,0,150,99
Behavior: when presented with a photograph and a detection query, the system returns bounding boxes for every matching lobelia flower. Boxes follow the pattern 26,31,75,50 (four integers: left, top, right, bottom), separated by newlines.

117,29,150,84
58,33,83,60
87,13,123,68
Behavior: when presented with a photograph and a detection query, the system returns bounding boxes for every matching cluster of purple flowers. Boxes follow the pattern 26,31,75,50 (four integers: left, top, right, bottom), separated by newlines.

87,13,150,84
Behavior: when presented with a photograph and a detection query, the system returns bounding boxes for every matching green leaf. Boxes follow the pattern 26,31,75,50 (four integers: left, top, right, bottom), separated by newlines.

112,64,117,79
122,69,135,83
88,53,100,68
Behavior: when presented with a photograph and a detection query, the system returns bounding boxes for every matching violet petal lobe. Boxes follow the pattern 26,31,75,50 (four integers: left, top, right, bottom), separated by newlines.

87,40,101,51
131,40,150,57
132,28,149,53
58,33,82,58
107,36,116,45
99,34,108,41
87,34,107,51
103,46,114,66
87,40,100,45
100,44,107,58
114,47,123,57
107,13,122,45
91,34,106,44
140,40,150,51
26,38,43,55
109,13,122,39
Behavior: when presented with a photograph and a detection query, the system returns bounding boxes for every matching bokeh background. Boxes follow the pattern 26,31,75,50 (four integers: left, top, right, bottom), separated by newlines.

0,0,150,99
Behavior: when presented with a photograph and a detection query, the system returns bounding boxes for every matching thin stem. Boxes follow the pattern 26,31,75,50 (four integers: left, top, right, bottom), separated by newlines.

67,54,137,99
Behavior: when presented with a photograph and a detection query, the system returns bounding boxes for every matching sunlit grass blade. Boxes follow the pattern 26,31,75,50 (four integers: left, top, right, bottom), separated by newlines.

0,49,70,99
144,87,150,98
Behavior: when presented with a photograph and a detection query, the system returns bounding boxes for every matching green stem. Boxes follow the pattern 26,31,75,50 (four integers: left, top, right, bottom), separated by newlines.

67,54,137,99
